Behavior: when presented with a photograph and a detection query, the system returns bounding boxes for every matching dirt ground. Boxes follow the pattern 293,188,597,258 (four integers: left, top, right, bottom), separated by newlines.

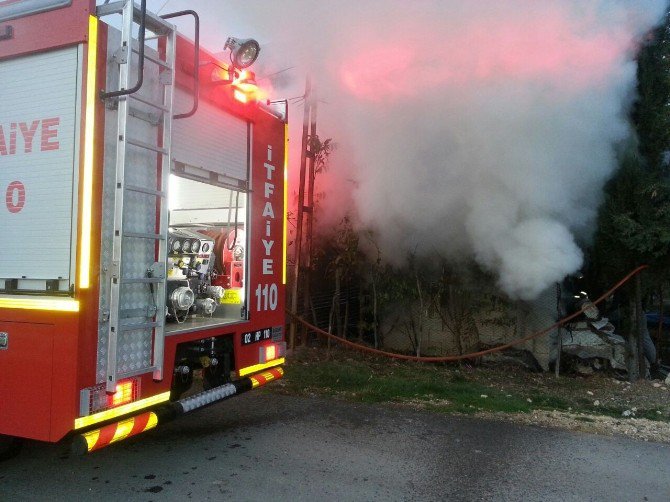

397,366,670,443
473,359,670,443
487,409,670,444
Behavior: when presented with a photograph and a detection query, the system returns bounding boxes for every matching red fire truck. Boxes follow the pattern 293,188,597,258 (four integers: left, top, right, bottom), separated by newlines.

0,0,287,456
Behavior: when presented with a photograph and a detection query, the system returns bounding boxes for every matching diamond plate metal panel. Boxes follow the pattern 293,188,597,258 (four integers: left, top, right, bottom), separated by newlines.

116,326,153,376
97,27,165,383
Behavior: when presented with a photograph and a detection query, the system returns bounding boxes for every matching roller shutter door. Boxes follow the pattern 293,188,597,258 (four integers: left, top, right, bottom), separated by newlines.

0,46,80,287
171,88,249,184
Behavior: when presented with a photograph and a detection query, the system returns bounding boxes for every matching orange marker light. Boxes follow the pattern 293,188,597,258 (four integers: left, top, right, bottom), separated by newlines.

234,89,248,103
210,66,231,83
265,344,277,361
232,70,261,102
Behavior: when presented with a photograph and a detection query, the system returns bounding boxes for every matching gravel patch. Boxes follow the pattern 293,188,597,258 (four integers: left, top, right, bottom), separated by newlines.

483,409,670,444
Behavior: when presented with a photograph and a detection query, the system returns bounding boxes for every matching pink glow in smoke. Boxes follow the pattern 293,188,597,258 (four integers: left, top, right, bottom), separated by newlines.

340,10,628,101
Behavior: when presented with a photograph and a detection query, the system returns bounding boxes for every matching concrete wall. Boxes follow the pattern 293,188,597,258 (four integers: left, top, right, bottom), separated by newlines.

381,287,559,370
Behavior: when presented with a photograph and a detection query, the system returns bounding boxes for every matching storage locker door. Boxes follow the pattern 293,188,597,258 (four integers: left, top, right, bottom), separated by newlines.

171,88,249,184
0,47,80,292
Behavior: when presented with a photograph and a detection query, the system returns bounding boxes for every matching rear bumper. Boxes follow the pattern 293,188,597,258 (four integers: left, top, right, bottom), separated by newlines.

73,366,284,454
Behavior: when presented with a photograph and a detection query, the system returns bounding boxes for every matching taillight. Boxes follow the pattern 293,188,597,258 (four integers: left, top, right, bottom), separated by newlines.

110,380,135,407
82,378,140,415
259,342,286,363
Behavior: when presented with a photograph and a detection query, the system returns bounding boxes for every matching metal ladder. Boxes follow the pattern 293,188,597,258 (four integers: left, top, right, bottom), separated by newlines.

97,0,176,392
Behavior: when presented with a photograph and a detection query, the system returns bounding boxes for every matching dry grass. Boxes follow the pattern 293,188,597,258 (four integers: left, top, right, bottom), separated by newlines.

272,346,670,423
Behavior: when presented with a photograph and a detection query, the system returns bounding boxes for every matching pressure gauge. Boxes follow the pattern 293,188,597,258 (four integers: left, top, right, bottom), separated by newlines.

232,244,244,261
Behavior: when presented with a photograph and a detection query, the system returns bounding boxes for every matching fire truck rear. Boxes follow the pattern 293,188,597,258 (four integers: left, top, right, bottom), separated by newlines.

0,0,287,456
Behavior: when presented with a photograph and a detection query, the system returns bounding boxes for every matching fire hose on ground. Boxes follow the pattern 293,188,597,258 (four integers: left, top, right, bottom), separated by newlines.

286,265,649,363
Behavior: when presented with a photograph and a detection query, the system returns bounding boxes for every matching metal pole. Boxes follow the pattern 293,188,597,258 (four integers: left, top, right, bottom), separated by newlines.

288,75,311,351
302,86,318,346
555,283,561,378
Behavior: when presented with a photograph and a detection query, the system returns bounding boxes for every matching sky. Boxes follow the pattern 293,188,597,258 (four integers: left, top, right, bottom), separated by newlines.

141,0,667,300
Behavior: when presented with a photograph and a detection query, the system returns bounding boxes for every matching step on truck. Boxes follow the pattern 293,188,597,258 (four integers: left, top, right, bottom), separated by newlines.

0,0,288,456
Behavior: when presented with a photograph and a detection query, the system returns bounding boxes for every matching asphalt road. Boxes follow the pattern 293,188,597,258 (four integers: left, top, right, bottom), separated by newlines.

1,392,669,501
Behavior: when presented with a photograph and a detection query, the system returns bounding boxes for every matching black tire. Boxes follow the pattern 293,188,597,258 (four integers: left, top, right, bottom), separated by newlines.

0,435,23,462
203,363,226,390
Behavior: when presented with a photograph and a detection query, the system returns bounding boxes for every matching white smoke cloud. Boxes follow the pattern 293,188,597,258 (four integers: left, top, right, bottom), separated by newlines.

151,0,667,300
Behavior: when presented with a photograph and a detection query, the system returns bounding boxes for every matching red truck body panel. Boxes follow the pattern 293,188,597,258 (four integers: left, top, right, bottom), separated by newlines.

0,3,287,443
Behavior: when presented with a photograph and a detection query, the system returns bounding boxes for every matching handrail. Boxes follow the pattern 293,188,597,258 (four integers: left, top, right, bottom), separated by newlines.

100,0,147,100
160,9,199,119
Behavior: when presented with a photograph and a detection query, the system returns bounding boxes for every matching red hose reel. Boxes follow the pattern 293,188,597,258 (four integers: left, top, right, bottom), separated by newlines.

212,228,245,289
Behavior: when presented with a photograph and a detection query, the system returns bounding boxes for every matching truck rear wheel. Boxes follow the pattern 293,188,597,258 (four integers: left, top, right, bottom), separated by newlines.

0,435,23,462
203,363,226,390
